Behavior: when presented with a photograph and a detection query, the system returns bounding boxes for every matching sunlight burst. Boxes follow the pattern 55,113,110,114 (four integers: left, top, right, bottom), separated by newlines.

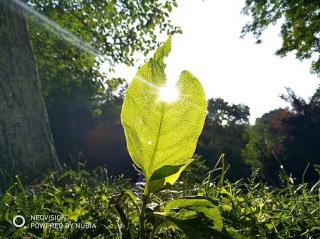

158,84,179,103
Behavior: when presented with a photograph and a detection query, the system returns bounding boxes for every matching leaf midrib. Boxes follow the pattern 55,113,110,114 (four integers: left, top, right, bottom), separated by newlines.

147,103,165,181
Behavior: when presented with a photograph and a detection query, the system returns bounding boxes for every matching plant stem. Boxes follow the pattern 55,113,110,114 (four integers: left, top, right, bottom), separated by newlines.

140,193,149,239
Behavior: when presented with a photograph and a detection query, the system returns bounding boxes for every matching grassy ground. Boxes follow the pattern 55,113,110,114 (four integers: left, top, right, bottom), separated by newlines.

0,163,319,239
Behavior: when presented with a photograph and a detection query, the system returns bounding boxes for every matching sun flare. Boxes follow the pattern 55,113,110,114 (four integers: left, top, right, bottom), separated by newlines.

158,84,179,103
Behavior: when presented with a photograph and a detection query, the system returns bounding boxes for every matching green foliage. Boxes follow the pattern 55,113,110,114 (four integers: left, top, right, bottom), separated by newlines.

242,88,320,184
211,171,320,239
1,165,319,238
279,89,320,182
121,38,207,194
311,86,320,102
242,108,289,184
29,0,180,66
0,169,133,238
162,198,223,232
206,98,250,126
242,0,320,73
197,98,251,181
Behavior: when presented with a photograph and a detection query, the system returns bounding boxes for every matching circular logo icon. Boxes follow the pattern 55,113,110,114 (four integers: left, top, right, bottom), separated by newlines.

13,215,25,228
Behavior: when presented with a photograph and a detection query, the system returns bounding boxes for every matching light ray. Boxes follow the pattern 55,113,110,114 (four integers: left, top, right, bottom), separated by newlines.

134,75,182,103
10,0,101,58
134,75,157,89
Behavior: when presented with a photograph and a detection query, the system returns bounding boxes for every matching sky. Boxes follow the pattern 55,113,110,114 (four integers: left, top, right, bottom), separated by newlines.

109,0,319,123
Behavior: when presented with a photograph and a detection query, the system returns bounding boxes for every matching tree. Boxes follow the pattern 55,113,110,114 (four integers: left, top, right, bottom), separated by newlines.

206,98,250,126
311,85,320,102
0,0,60,186
196,98,251,180
242,109,291,184
243,88,320,184
280,89,320,182
29,0,180,67
242,0,320,73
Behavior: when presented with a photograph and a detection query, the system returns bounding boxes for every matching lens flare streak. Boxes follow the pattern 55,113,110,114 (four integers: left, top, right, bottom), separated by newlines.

10,0,101,58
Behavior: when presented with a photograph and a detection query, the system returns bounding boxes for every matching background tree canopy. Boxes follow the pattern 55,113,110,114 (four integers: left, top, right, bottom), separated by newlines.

29,0,180,65
196,98,251,181
242,0,320,74
242,88,320,184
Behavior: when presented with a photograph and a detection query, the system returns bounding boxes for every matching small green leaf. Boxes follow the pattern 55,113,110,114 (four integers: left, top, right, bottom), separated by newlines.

164,198,223,232
160,198,224,238
66,208,82,222
148,160,194,192
154,208,221,239
121,37,207,193
150,165,184,181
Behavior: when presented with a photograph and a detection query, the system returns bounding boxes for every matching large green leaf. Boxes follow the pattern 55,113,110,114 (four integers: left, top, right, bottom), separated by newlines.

121,37,207,193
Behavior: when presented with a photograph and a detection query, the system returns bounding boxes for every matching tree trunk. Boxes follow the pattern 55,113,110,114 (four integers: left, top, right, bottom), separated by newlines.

0,0,60,183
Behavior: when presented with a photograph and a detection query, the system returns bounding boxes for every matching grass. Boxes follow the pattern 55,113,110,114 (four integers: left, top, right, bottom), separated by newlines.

0,162,319,239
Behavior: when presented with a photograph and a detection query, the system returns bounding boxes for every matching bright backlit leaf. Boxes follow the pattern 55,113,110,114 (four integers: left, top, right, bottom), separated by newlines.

121,37,207,193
